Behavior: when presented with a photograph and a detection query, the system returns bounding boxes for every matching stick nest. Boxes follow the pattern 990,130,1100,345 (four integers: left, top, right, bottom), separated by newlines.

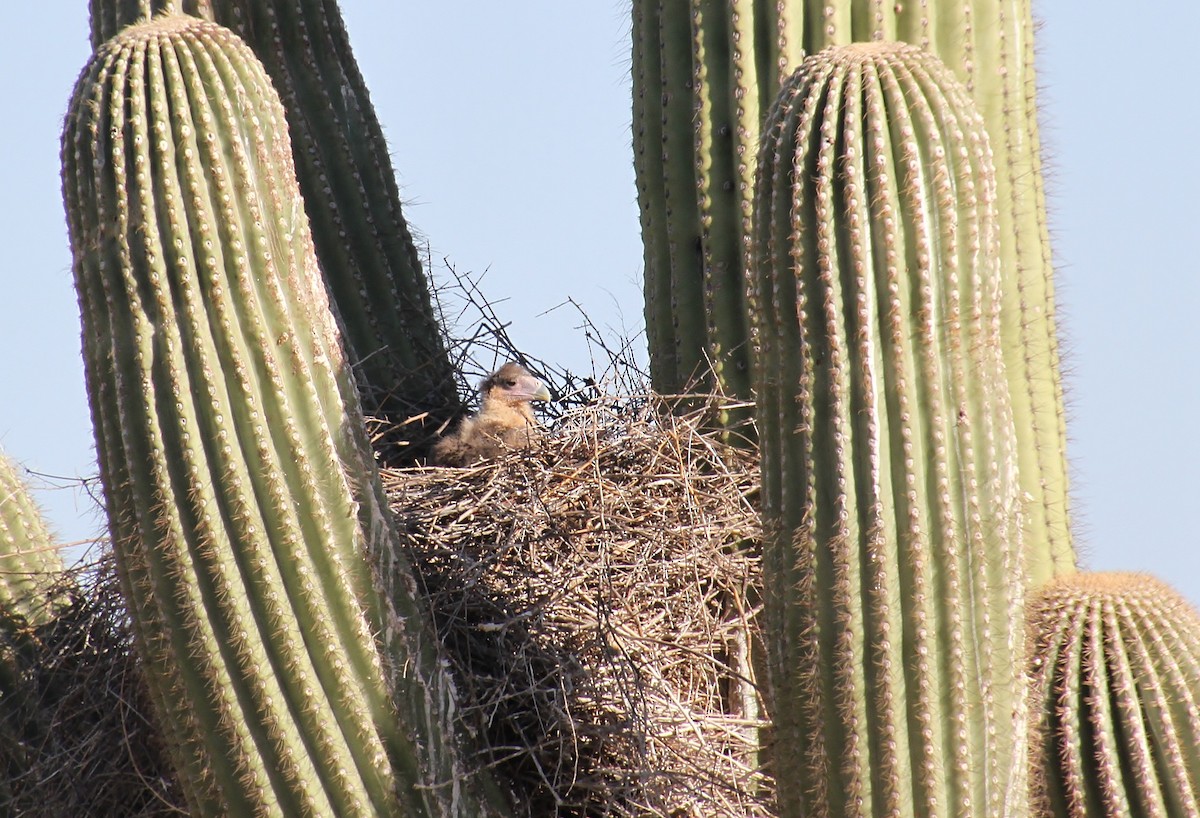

0,559,184,817
384,395,772,817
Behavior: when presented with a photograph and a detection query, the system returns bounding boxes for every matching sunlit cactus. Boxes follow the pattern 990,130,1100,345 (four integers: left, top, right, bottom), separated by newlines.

1028,572,1200,818
752,42,1027,817
62,15,500,816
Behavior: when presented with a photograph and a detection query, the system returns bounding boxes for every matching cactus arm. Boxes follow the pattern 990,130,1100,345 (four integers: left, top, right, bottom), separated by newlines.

67,23,384,814
0,450,68,806
63,17,497,816
637,0,1073,577
818,1,1075,581
0,453,65,624
753,43,1027,818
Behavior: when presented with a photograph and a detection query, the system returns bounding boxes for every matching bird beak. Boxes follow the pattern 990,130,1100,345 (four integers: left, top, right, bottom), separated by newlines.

510,371,551,403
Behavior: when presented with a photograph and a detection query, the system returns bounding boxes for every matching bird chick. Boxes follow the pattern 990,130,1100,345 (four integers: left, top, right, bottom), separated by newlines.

432,363,551,466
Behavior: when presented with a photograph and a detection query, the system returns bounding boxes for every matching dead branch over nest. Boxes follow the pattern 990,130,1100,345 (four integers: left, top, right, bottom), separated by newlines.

384,395,772,817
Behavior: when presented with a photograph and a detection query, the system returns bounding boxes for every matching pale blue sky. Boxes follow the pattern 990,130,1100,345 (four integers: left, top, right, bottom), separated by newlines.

1,3,1196,604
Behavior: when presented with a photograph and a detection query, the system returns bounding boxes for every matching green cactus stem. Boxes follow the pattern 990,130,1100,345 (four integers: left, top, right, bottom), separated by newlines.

91,0,462,464
632,0,1072,581
62,16,498,816
632,1,806,425
0,451,66,625
752,42,1027,817
1028,572,1200,818
795,0,1074,587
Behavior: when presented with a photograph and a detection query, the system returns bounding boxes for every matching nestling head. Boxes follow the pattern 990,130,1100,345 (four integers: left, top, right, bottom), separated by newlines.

480,362,551,407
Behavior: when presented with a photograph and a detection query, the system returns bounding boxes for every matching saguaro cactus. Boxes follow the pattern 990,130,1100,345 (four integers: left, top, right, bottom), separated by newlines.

632,2,804,409
1028,573,1200,818
633,0,1073,581
62,16,497,816
752,43,1027,817
91,0,463,462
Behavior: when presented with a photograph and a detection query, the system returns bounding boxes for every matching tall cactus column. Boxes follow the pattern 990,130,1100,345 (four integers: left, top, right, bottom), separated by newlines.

62,16,496,817
632,0,807,418
752,43,1027,817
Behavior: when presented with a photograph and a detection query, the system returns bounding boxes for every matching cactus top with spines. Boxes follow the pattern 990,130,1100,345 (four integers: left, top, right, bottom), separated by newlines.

1028,572,1200,818
91,0,463,463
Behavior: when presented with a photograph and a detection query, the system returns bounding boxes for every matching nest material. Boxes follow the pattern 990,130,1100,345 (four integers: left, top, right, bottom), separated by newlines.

0,558,184,817
385,397,773,817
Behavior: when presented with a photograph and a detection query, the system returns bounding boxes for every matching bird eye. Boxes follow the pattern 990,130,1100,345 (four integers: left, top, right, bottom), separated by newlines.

503,379,517,387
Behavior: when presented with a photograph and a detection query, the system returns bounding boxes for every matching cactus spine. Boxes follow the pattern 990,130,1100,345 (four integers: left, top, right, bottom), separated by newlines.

752,43,1027,817
633,0,1073,581
1028,573,1200,818
62,16,494,816
92,0,463,462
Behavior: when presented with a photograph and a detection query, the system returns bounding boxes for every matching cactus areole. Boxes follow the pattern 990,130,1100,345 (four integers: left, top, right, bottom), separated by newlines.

62,15,496,818
752,42,1028,818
